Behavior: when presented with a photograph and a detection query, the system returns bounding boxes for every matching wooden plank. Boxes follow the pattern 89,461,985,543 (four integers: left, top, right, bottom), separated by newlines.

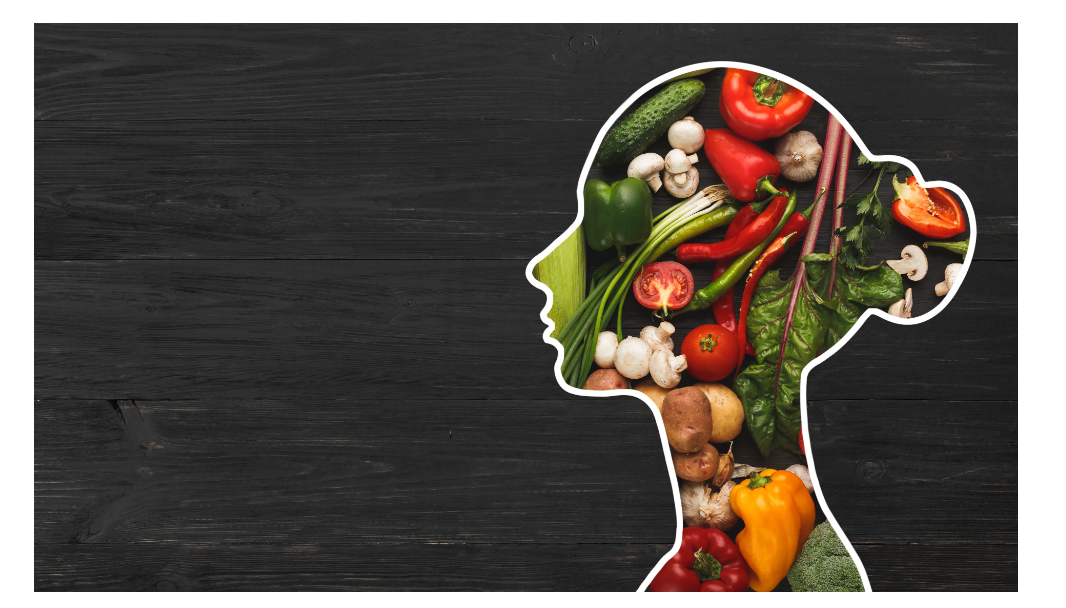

34,118,1014,261
35,398,675,546
34,542,674,591
810,400,1017,543
36,259,1014,402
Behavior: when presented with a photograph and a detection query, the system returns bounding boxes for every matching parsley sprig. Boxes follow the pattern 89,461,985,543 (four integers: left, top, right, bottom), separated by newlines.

834,153,906,269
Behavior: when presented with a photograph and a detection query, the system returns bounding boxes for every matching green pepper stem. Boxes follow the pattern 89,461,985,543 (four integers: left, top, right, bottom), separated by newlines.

692,549,723,583
747,471,771,489
615,244,627,263
923,239,969,256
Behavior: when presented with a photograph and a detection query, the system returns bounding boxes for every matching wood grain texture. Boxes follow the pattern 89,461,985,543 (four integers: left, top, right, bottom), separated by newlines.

35,24,1017,591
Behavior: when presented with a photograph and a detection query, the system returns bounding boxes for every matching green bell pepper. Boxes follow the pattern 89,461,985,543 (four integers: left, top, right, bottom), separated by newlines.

582,177,653,262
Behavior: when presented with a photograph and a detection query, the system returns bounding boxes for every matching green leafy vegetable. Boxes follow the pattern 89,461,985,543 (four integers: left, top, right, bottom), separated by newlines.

807,260,905,351
834,159,893,270
733,269,832,456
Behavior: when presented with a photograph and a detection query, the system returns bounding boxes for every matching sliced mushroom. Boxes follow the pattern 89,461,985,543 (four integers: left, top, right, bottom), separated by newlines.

887,288,913,318
886,245,928,281
668,117,705,154
663,166,699,198
627,153,665,193
935,263,963,296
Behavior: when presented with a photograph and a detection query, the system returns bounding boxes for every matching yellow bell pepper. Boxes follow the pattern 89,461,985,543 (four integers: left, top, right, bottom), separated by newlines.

729,469,815,592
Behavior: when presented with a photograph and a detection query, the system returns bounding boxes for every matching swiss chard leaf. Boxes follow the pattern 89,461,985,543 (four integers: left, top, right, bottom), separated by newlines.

807,261,905,351
733,269,833,456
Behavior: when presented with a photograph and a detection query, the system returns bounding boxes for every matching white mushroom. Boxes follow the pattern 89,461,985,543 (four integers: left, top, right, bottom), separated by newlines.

594,331,619,368
639,322,675,353
664,148,698,182
668,117,705,154
885,245,928,281
774,131,823,182
649,349,688,388
663,167,699,198
627,153,665,193
614,336,652,379
935,263,963,296
887,288,913,318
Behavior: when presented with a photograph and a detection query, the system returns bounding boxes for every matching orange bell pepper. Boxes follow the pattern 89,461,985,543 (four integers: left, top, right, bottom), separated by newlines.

729,469,815,592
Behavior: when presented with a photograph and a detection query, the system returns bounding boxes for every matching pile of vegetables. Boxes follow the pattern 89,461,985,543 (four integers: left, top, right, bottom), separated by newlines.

536,67,970,592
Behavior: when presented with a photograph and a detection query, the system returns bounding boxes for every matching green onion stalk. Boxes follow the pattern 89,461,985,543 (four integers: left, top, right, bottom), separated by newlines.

557,185,741,388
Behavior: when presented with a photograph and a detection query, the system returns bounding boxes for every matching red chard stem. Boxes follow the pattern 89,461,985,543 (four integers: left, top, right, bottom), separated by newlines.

828,131,853,297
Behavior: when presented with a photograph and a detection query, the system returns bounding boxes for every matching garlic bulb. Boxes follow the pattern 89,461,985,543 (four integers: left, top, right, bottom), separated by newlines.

787,464,814,493
680,480,739,530
774,131,823,182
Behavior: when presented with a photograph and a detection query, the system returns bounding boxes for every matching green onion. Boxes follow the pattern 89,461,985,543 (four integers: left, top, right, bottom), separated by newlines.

559,185,738,387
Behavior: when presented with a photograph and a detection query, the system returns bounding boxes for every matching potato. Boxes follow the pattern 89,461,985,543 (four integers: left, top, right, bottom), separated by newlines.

582,368,628,391
672,443,720,482
634,378,671,413
693,382,745,442
662,386,714,453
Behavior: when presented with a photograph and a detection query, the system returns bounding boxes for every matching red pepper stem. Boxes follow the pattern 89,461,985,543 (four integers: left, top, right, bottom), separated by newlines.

755,175,781,199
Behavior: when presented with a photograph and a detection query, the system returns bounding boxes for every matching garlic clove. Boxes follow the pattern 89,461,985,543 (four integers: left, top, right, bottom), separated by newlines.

712,443,735,487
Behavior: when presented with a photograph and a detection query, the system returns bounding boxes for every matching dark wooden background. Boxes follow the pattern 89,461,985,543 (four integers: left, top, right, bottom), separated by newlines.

35,24,1017,591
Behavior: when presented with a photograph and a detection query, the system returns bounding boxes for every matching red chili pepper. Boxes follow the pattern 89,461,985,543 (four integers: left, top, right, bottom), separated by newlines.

648,527,750,592
735,230,801,376
676,190,789,263
703,128,781,202
710,206,758,334
891,175,966,238
719,68,815,141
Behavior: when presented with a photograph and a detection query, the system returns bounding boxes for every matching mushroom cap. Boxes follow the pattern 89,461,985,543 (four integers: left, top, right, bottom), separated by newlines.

627,153,665,179
668,117,705,154
663,167,699,198
664,148,694,174
614,336,652,379
887,244,929,281
594,331,619,368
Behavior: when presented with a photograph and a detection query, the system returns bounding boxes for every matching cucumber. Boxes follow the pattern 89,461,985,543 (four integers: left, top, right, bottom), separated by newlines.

594,78,706,168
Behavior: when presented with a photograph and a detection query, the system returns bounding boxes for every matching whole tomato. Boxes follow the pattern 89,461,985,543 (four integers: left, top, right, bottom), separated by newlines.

681,324,739,382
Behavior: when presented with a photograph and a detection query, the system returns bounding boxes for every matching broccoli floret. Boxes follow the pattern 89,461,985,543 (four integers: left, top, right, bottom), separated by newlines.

787,521,865,592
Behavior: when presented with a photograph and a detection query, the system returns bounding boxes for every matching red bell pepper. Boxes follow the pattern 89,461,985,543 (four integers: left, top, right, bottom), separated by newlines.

891,175,966,238
719,68,815,141
735,230,801,376
649,527,750,592
703,128,781,202
677,189,789,263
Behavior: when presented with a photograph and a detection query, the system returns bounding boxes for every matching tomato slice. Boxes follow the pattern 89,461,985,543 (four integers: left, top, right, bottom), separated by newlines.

680,324,739,383
891,175,965,238
632,262,694,314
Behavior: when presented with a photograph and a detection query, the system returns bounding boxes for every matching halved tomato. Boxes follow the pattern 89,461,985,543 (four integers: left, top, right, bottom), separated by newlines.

632,261,694,314
891,175,965,238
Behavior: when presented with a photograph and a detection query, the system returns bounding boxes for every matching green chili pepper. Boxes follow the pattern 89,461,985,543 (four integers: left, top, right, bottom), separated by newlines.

582,177,653,262
675,189,797,315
